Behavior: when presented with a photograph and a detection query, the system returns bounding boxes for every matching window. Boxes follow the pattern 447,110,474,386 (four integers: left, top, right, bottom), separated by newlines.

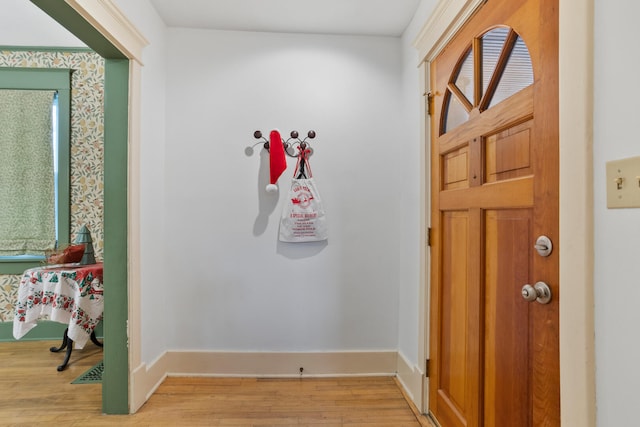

441,26,534,135
0,68,71,274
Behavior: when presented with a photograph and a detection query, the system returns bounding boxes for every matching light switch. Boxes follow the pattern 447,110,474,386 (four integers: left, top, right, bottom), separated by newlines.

606,156,640,208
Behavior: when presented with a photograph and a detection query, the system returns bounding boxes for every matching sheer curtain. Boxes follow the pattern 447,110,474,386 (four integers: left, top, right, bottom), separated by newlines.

0,89,56,256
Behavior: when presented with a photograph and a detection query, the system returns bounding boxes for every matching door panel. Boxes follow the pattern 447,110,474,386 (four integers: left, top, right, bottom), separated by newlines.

484,209,532,427
438,211,470,427
485,121,533,183
443,147,470,190
428,0,559,426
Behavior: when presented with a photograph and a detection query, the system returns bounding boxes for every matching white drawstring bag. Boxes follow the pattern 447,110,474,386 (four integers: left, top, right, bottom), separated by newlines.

279,148,328,242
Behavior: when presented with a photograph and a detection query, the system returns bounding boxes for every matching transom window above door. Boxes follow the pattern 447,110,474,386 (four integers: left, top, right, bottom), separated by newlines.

441,26,534,135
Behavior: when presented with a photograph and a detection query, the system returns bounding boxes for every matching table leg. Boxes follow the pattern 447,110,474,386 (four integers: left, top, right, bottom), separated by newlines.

90,331,103,348
49,328,74,371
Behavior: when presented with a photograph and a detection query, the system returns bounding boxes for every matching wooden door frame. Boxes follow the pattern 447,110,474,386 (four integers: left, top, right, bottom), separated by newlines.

414,0,595,425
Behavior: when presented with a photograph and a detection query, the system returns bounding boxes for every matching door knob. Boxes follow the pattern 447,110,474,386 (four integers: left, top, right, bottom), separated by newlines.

521,281,552,304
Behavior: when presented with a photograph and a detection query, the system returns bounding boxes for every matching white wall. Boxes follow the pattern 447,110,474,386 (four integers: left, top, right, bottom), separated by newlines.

111,0,169,364
163,28,406,352
593,0,640,425
0,0,85,47
397,0,438,371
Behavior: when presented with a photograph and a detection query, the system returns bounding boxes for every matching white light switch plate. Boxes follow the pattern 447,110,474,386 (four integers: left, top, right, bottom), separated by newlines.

606,156,640,208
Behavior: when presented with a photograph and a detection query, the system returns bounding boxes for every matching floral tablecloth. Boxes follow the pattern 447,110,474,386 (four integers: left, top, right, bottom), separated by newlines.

13,263,103,348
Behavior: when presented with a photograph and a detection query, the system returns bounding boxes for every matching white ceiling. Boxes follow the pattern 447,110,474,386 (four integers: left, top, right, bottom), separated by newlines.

148,0,421,37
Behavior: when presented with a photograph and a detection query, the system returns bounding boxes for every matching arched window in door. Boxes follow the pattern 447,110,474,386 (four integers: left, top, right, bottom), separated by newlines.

441,26,534,135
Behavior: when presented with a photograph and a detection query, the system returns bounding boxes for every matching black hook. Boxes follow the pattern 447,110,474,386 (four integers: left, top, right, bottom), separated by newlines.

284,130,316,157
252,130,316,157
253,130,270,150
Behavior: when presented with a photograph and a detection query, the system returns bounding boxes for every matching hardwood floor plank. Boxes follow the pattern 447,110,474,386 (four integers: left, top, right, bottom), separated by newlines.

0,341,432,426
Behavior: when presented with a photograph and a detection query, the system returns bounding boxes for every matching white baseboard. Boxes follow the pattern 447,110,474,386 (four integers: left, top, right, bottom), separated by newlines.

130,350,398,412
130,351,168,413
395,350,425,412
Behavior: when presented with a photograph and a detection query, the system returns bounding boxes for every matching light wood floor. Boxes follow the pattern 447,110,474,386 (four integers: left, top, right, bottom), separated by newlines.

0,340,434,426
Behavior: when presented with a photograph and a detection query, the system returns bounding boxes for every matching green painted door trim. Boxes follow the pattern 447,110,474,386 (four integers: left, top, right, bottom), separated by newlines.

0,320,103,342
0,67,72,274
30,0,131,415
102,58,129,414
29,1,126,60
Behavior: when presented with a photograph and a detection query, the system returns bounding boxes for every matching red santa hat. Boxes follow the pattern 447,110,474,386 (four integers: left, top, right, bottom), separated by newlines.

266,129,287,192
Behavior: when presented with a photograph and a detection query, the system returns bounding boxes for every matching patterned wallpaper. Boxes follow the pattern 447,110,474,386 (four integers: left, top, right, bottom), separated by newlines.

0,49,105,322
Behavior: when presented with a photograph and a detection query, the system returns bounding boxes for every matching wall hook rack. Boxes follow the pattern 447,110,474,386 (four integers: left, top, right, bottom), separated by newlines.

253,130,316,157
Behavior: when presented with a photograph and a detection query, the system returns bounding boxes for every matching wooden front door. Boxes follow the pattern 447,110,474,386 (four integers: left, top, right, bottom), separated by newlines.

428,0,559,426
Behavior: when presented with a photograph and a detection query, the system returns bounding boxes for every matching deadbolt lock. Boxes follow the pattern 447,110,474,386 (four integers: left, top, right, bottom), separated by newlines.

534,235,553,257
